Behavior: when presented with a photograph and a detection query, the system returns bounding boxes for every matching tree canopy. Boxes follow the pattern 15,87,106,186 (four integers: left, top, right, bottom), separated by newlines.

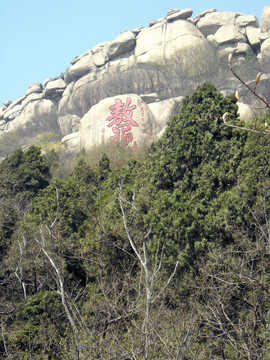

1,84,270,359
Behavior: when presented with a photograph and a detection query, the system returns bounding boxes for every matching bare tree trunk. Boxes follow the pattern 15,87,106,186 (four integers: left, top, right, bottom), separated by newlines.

118,182,178,360
33,185,79,335
35,225,78,334
15,236,28,299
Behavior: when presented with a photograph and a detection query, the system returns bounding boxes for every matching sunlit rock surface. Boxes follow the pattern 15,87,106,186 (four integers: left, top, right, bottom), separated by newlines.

1,7,270,154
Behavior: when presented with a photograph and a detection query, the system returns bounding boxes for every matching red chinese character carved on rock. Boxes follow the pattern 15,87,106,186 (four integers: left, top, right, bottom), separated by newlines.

107,97,138,149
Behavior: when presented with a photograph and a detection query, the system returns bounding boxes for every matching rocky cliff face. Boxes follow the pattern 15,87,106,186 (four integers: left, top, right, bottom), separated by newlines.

1,6,270,155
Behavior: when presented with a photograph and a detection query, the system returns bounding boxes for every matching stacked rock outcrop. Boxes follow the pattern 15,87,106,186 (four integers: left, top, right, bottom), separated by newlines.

1,6,270,155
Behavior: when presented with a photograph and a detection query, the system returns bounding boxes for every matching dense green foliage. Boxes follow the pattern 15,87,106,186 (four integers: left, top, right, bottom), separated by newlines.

0,146,50,260
1,83,270,359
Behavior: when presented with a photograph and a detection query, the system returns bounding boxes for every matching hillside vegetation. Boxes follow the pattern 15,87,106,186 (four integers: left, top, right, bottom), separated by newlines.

1,83,270,359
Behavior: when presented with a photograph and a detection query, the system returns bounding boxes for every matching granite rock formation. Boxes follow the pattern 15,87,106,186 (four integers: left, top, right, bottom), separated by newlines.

1,6,270,155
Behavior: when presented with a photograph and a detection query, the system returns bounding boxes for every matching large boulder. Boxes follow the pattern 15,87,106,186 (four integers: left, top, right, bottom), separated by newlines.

22,93,43,108
135,18,210,75
79,94,156,152
92,42,109,67
261,37,270,71
261,5,270,33
246,27,260,53
166,8,193,22
194,8,216,23
64,52,96,84
237,102,258,122
3,105,22,121
2,96,25,120
235,15,259,29
196,11,237,37
262,37,270,56
59,73,99,117
211,25,246,45
104,53,136,73
7,99,58,132
107,31,136,60
70,50,91,65
25,83,43,96
259,32,270,44
148,96,184,130
43,79,66,99
61,132,79,153
58,82,75,116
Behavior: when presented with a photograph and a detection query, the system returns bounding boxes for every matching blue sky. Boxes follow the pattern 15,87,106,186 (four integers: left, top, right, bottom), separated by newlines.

0,0,268,106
